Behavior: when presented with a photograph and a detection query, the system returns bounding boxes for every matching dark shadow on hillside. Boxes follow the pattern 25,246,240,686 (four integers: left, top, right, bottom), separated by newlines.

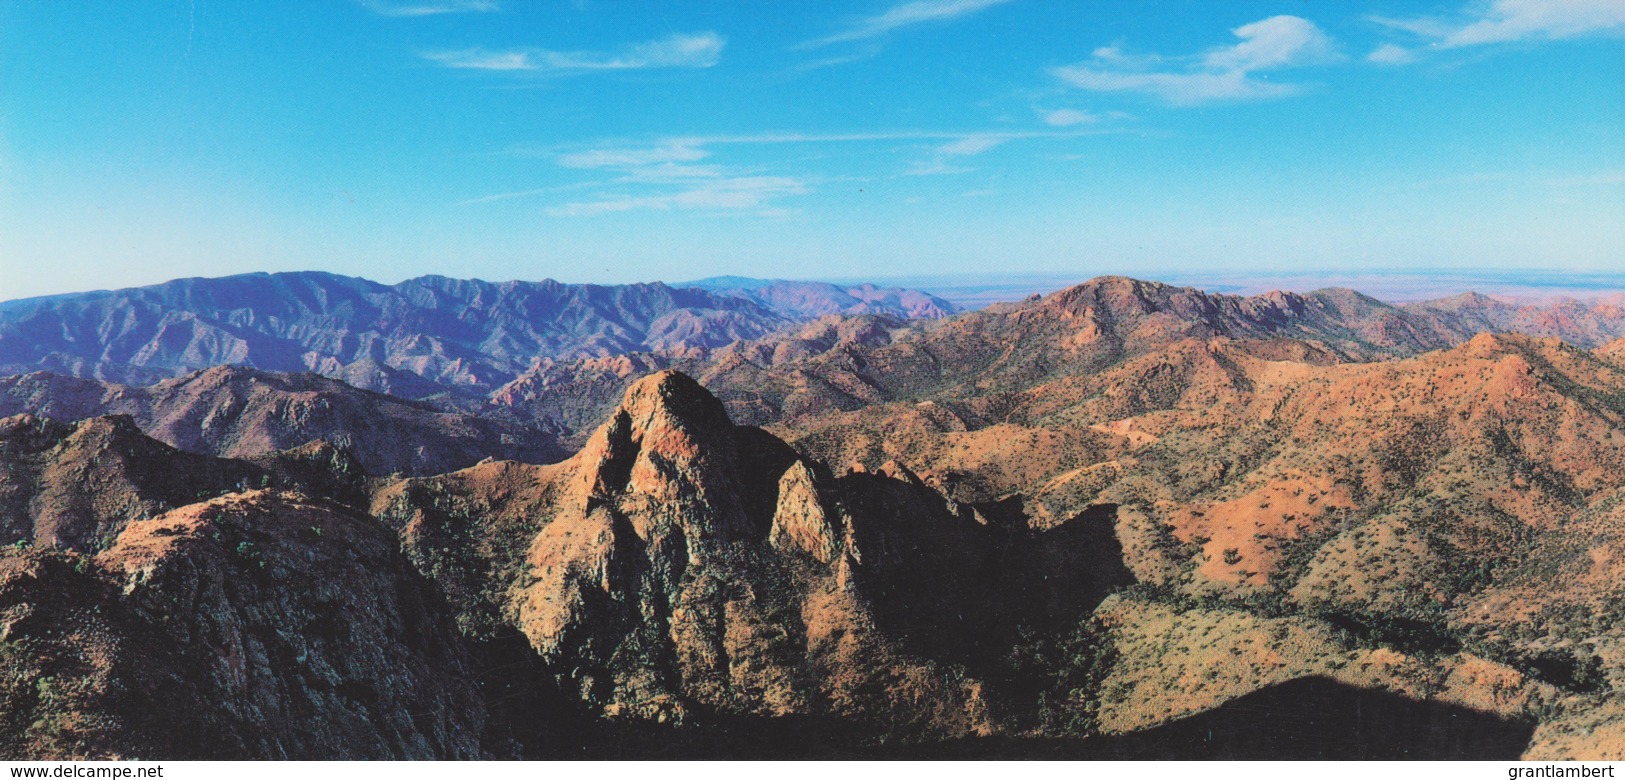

533,714,875,760
1002,503,1136,633
525,676,1533,760
873,676,1535,760
846,495,1136,673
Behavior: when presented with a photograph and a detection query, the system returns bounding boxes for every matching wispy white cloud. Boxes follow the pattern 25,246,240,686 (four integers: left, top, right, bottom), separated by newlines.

619,163,731,182
1055,69,1298,103
557,143,710,169
936,135,1005,156
1367,0,1625,65
793,51,880,72
549,176,809,217
1200,16,1339,70
1052,15,1340,105
1373,0,1625,50
488,128,1116,214
424,49,535,71
1366,43,1417,65
1088,45,1165,70
1036,108,1133,126
456,181,601,205
542,140,807,216
423,32,724,73
359,0,496,17
517,130,1099,156
907,134,1006,176
1039,108,1100,126
546,32,725,70
801,0,1013,48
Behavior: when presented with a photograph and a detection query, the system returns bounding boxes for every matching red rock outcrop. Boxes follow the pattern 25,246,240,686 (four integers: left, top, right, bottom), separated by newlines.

0,490,486,759
376,370,1131,740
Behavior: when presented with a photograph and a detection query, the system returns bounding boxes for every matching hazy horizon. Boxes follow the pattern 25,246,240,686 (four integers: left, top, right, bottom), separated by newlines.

5,265,1623,313
1,1,1621,301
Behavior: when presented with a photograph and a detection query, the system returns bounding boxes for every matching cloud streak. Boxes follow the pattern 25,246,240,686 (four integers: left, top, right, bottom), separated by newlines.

801,0,1012,48
424,32,725,72
359,0,496,17
1052,15,1339,105
486,128,1121,215
544,140,807,217
558,143,710,169
549,176,809,217
1039,108,1100,127
513,129,1102,158
1366,43,1417,65
424,49,535,71
1369,0,1625,63
905,134,1007,175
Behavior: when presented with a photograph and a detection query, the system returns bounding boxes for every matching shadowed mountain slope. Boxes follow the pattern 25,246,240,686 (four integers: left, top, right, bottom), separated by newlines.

0,491,485,759
881,676,1535,760
0,365,566,476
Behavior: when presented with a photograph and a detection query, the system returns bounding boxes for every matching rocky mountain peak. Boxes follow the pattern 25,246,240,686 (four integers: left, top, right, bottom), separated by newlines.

497,371,1025,729
1044,276,1179,316
1436,291,1508,311
572,371,748,537
618,370,735,437
514,370,820,720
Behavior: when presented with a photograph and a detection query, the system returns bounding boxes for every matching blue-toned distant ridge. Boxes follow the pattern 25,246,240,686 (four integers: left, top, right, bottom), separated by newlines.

0,272,955,395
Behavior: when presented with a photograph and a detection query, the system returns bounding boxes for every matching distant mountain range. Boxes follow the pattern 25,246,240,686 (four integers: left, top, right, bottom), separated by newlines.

494,277,1625,444
0,365,564,476
680,276,958,319
0,272,958,396
7,270,1622,408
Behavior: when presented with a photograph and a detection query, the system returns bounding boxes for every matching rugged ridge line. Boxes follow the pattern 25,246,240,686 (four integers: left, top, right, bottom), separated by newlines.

0,272,956,395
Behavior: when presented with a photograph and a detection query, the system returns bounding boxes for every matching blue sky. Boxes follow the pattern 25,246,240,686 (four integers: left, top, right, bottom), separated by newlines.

0,0,1621,299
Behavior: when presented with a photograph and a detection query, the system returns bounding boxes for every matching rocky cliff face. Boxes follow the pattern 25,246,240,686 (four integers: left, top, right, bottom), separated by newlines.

0,413,259,551
384,373,980,735
375,370,1134,741
0,490,485,759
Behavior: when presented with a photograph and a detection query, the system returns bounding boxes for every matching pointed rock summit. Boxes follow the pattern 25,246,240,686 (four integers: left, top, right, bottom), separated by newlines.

488,370,1038,731
573,370,751,542
517,370,803,720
